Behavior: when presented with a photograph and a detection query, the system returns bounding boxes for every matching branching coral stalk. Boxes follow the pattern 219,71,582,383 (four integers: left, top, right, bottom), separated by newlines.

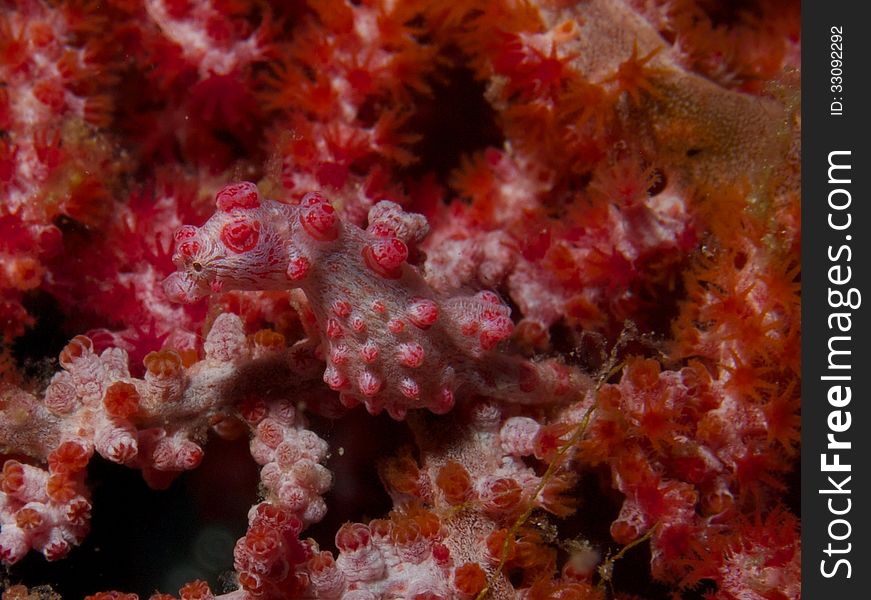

0,312,328,573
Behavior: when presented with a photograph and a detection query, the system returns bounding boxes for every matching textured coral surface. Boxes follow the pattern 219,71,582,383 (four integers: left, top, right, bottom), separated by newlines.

1,0,800,599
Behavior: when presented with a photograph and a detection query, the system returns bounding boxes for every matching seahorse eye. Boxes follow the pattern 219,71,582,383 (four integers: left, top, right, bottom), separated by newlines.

192,262,203,272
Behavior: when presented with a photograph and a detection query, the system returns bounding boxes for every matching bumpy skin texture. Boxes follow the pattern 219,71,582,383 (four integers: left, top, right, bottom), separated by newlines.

163,183,588,420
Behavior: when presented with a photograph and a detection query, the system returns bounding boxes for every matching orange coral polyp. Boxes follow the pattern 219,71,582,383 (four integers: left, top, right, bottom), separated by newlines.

14,507,43,530
59,335,93,369
178,580,213,600
481,477,523,512
485,528,516,563
601,42,665,104
4,257,43,290
46,472,78,503
409,507,442,539
308,550,336,573
103,381,141,419
382,454,421,496
532,422,574,462
391,518,422,547
253,328,286,349
436,460,473,504
454,562,487,597
48,440,91,474
0,460,25,494
143,349,183,378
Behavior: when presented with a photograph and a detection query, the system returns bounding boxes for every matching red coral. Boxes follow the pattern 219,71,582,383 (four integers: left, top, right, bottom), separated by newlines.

0,0,799,597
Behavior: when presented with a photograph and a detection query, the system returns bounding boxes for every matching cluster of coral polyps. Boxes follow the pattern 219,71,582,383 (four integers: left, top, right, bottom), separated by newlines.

1,0,799,598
